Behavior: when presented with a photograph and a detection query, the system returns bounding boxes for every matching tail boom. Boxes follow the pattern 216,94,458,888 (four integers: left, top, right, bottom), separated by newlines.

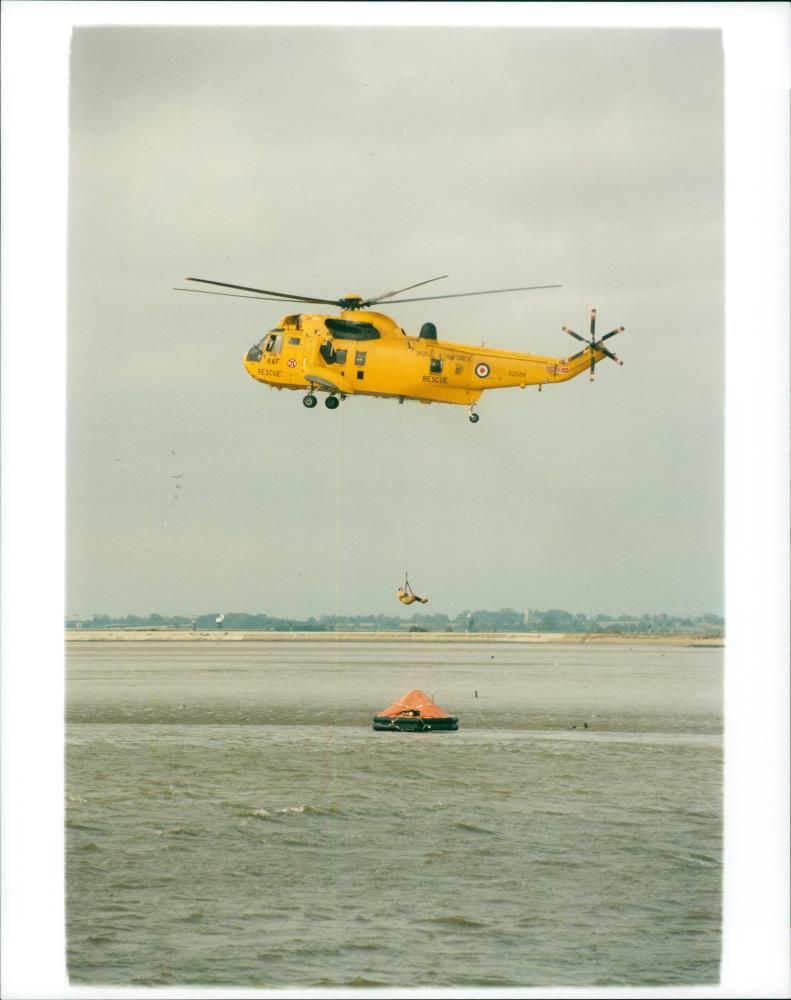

472,345,610,390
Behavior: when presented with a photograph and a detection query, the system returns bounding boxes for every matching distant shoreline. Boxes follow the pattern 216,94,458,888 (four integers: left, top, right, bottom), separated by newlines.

65,629,724,647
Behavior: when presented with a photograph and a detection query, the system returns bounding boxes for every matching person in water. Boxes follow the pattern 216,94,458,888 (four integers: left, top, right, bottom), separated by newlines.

397,583,428,605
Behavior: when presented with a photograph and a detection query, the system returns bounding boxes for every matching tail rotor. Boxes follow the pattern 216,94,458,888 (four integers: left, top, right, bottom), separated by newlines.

562,308,625,381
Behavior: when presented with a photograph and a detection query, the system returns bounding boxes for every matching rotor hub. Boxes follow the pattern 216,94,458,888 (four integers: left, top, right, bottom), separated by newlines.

338,295,364,310
562,308,625,381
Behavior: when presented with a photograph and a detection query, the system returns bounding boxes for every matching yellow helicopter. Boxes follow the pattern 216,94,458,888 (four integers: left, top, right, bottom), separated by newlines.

176,275,624,423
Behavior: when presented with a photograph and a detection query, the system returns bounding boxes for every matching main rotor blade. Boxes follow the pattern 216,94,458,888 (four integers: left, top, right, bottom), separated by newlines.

174,287,324,304
377,283,562,305
363,274,448,307
185,277,342,307
598,344,624,365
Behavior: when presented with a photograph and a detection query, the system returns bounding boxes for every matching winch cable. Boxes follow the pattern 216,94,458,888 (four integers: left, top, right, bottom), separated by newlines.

399,403,410,592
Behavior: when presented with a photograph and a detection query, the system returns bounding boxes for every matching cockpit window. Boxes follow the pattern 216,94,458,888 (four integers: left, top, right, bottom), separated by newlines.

246,340,264,362
264,332,284,355
246,329,284,362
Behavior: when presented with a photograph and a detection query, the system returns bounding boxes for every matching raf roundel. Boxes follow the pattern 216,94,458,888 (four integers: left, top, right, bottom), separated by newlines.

475,362,491,379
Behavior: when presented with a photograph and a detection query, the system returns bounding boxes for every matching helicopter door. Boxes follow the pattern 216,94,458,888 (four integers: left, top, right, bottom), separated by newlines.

282,332,302,374
263,331,284,356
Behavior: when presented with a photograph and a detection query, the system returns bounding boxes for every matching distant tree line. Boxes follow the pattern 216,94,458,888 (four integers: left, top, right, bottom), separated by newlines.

66,608,724,635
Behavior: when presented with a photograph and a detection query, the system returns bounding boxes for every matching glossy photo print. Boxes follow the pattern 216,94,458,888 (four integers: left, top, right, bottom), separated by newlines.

2,4,789,998
64,21,726,990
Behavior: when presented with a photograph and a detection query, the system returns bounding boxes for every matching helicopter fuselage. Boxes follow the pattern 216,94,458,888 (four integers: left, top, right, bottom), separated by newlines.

242,308,606,407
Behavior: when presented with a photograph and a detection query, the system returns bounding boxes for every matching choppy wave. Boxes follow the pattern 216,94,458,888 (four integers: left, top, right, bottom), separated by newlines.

451,820,496,835
418,914,488,929
66,641,722,988
238,803,330,821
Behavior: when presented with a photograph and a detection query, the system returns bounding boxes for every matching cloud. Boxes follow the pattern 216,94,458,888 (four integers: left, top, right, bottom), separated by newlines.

65,24,726,617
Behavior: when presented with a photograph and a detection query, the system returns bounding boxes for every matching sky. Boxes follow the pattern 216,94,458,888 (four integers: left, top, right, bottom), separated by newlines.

2,5,789,997
64,17,728,621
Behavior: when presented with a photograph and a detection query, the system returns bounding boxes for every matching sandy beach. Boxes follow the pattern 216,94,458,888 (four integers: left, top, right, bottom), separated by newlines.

65,629,723,646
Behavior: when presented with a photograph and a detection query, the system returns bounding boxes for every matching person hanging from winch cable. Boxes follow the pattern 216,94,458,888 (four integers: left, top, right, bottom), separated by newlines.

397,576,428,606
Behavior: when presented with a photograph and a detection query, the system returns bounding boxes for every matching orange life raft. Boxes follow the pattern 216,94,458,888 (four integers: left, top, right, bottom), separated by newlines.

372,688,459,732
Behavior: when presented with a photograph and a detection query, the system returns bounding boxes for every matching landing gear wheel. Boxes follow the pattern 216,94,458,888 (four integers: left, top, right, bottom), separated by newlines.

303,393,317,409
325,395,340,410
469,412,480,424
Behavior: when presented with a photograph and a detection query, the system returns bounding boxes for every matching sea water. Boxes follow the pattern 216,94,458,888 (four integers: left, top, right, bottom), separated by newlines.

66,640,722,989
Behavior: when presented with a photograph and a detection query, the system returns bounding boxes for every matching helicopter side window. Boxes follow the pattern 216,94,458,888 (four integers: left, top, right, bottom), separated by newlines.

264,332,284,355
288,336,301,346
430,359,443,374
319,343,348,365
